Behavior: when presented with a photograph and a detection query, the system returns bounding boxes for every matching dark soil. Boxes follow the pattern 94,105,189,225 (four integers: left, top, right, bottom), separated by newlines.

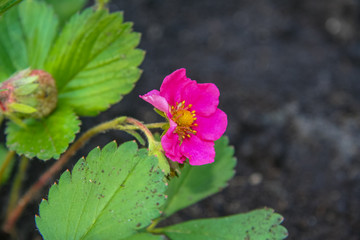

2,0,360,239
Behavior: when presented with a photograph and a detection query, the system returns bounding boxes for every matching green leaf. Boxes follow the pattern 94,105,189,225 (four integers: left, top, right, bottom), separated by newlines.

161,208,288,240
8,102,37,113
36,141,167,240
0,0,59,81
6,106,80,160
163,136,236,217
44,0,86,27
19,0,59,69
0,1,142,114
124,233,163,240
0,0,22,15
46,9,144,116
14,83,39,95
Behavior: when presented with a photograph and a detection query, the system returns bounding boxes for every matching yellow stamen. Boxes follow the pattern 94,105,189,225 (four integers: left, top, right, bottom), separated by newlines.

170,100,198,141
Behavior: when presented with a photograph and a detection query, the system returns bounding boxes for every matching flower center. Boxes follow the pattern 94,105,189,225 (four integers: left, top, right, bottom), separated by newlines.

174,109,194,127
171,101,197,141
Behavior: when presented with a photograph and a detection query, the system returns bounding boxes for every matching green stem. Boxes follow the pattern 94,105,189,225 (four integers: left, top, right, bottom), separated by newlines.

147,226,165,234
143,122,167,129
126,117,155,142
95,0,110,10
0,150,15,183
2,117,126,232
146,218,162,232
6,156,29,218
2,117,166,232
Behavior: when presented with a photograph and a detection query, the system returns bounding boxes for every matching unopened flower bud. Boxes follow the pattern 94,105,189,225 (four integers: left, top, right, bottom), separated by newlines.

0,69,57,119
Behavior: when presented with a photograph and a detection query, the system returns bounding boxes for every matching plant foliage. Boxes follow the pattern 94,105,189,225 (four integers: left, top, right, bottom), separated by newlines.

51,9,143,116
162,208,288,240
44,0,86,26
0,0,143,160
6,106,80,160
163,136,236,217
36,141,167,239
0,0,22,15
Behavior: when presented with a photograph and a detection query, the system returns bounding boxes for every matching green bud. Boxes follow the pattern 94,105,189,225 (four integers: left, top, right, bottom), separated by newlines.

148,139,181,178
0,69,57,119
149,140,171,176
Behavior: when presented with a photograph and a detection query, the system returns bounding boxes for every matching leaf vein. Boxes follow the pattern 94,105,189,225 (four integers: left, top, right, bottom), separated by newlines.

79,153,141,239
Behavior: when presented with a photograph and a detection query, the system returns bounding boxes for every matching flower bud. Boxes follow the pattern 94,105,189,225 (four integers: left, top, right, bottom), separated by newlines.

0,69,57,119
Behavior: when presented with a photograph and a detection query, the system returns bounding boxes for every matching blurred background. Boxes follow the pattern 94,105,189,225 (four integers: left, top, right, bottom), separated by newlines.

3,0,360,239
101,0,360,239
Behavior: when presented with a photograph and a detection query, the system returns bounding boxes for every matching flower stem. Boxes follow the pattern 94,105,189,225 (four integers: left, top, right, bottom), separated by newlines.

6,156,29,219
146,217,162,232
0,150,15,183
2,117,166,232
147,225,165,234
3,117,126,232
143,122,167,129
125,117,156,143
95,0,110,10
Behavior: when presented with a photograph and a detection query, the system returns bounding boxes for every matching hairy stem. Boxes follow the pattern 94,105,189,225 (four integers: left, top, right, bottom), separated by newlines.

147,226,165,234
6,156,29,218
146,217,162,232
3,117,125,232
95,0,110,10
2,117,166,232
126,117,156,146
0,150,15,183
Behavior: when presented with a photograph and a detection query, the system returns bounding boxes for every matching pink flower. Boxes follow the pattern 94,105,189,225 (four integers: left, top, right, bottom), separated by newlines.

140,68,227,165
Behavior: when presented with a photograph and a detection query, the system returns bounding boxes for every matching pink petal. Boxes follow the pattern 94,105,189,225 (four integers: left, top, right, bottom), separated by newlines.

180,81,220,116
181,136,215,165
139,90,169,113
159,68,192,106
161,120,186,164
194,109,227,141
